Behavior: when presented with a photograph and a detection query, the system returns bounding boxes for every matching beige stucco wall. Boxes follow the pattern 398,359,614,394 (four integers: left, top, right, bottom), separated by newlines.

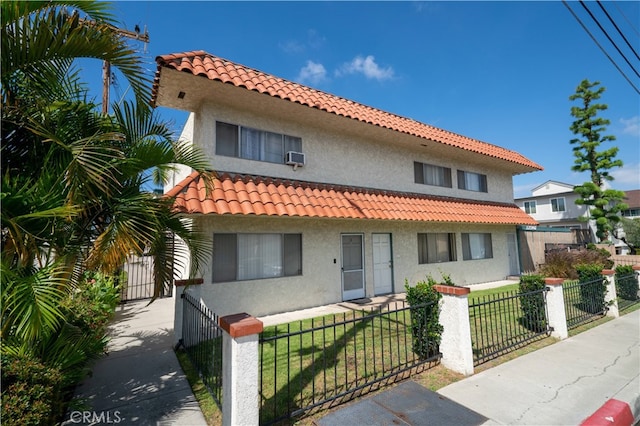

190,102,516,204
164,80,528,318
191,215,517,317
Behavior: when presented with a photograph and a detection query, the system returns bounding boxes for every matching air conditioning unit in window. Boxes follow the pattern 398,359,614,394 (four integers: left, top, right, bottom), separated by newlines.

285,151,305,168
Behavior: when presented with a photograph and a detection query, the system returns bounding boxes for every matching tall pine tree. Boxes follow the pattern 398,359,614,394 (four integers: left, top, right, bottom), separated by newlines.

569,79,627,241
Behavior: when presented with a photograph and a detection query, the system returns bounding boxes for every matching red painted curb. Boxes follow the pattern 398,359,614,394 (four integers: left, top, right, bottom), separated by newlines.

581,399,634,426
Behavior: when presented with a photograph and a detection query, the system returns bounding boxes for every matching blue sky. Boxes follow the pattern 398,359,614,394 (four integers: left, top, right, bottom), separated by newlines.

85,1,639,198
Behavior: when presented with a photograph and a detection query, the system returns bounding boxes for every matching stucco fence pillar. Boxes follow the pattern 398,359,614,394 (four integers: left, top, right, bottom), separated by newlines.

434,285,474,376
544,278,569,340
173,278,204,347
601,269,619,318
219,313,263,426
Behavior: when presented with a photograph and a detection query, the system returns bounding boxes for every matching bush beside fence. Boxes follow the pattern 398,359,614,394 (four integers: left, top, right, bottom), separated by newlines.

615,265,640,311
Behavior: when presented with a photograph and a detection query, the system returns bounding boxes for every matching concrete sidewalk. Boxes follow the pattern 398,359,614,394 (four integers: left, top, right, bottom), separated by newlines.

62,297,207,426
438,309,640,425
319,309,640,425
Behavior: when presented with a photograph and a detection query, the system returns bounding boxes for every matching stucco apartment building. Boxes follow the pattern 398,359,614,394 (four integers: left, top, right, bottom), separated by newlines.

152,51,542,317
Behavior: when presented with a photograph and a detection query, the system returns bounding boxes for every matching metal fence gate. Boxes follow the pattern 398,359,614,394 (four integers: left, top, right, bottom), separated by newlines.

120,253,173,302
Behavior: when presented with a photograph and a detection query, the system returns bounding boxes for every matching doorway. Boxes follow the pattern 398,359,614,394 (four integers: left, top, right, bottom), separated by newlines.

341,234,365,300
373,233,393,295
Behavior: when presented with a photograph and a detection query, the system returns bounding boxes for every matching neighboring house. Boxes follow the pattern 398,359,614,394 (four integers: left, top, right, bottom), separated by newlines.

152,51,542,317
516,181,639,254
515,181,591,231
613,189,640,254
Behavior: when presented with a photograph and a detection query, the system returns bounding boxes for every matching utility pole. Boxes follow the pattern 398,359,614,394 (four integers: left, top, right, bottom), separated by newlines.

101,23,149,115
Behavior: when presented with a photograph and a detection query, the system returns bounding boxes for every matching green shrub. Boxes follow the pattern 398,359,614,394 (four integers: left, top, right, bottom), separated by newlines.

2,271,121,425
615,265,639,301
540,248,613,279
1,354,63,426
62,271,120,338
404,276,443,360
575,264,607,314
518,275,547,332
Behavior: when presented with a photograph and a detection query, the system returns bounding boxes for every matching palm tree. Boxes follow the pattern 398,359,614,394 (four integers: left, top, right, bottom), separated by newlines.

2,0,211,347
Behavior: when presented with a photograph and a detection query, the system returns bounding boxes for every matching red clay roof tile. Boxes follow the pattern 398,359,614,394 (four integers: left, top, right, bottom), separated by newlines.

166,171,538,226
152,51,542,171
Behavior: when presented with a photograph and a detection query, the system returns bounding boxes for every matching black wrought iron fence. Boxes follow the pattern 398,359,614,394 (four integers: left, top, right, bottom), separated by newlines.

615,273,640,311
258,300,440,425
180,291,223,408
563,276,608,329
468,288,550,366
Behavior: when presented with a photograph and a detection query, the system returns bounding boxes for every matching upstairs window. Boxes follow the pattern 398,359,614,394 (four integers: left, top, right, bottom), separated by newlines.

462,233,493,260
551,197,566,212
215,121,302,164
414,162,452,188
213,233,302,282
524,201,537,214
418,233,457,264
457,170,488,192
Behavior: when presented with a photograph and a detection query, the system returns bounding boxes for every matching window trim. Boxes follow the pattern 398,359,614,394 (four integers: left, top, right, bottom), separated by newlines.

417,232,457,264
550,197,566,212
524,201,537,214
461,233,493,260
212,233,302,283
215,121,302,164
414,162,453,188
457,170,488,192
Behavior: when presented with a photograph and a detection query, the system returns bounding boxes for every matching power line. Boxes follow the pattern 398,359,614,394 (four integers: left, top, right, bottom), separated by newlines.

579,1,639,79
597,0,640,62
562,0,640,95
612,0,639,38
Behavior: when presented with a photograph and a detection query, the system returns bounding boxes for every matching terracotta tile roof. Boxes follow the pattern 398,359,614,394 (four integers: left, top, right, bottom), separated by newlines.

166,171,538,226
152,51,543,172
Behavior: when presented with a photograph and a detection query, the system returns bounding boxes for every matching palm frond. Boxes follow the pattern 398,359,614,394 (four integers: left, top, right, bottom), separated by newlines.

1,2,149,107
1,261,72,341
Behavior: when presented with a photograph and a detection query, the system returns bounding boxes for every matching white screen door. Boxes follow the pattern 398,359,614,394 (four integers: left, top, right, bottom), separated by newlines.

373,233,393,295
341,234,365,300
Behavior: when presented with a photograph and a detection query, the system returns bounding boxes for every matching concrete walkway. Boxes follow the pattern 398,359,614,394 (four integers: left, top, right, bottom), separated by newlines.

62,297,207,426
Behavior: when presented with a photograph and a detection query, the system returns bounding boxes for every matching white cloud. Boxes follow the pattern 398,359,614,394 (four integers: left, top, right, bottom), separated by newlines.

306,29,325,49
336,55,394,81
611,162,640,187
297,61,328,85
620,116,640,136
279,40,305,54
280,29,326,54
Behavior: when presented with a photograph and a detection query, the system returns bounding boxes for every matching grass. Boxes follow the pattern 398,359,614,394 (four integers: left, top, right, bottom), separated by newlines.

258,305,438,424
468,283,519,300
